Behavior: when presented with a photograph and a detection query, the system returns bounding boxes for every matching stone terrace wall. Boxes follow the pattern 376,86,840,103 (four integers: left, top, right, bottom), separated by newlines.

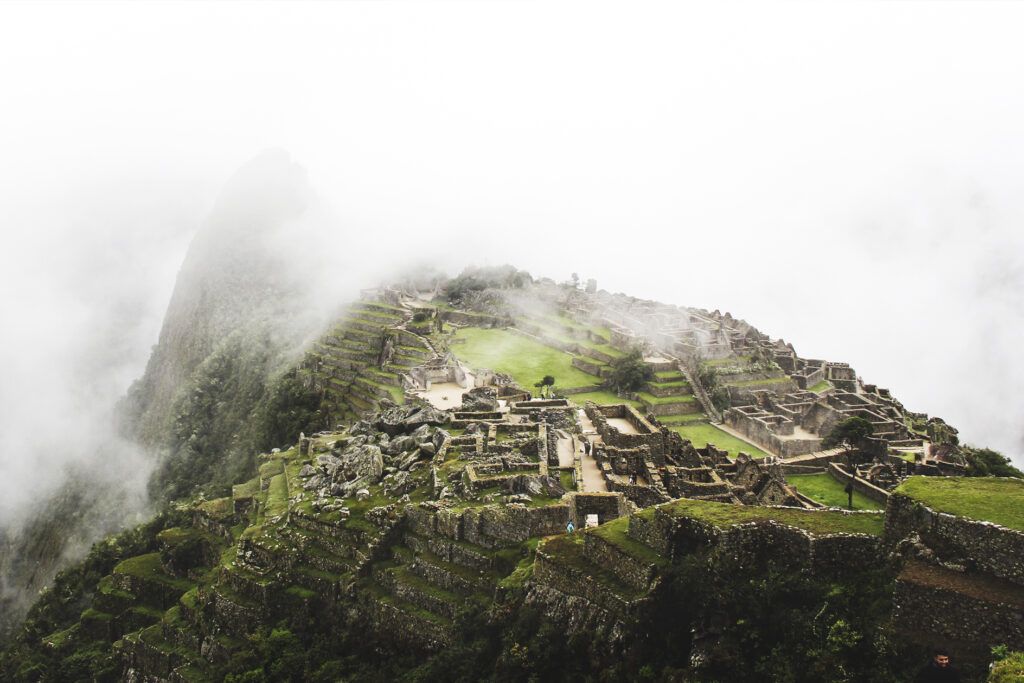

884,493,1024,586
626,503,883,575
892,564,1024,651
586,402,666,460
827,462,891,505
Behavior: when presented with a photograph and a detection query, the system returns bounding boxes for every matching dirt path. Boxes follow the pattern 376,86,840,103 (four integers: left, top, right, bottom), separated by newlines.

576,408,608,492
606,417,639,434
411,369,475,409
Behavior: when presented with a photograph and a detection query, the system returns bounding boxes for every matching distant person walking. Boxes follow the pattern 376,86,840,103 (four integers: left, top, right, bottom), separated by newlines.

566,520,575,533
914,649,960,682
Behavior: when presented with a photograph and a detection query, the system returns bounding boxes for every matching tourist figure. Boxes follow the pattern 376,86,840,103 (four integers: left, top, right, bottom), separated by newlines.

629,473,636,486
566,520,575,533
914,649,960,682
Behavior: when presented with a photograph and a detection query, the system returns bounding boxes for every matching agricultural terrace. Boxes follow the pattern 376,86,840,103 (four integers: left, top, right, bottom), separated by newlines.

449,327,601,389
785,473,884,511
651,498,885,537
669,422,772,459
894,476,1024,531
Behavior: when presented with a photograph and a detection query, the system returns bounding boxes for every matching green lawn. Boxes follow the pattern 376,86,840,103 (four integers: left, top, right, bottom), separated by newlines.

808,380,831,393
636,392,696,405
650,497,885,537
450,327,602,389
894,476,1024,530
669,423,772,459
786,473,884,511
568,391,643,408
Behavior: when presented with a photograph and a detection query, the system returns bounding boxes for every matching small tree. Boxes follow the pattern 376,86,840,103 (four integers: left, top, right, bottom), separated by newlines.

534,375,556,398
823,417,875,451
607,348,654,394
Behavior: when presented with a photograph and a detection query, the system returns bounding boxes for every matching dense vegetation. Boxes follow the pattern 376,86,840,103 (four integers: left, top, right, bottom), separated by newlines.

149,328,322,504
606,348,654,394
0,508,188,681
962,445,1024,478
443,265,533,305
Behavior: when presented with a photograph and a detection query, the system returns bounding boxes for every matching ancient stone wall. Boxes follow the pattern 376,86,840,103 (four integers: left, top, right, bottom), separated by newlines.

884,494,1024,586
827,462,891,505
892,565,1024,651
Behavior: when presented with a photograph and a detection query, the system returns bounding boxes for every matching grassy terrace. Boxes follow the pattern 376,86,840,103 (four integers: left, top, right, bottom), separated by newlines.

522,315,624,358
540,532,640,599
894,476,1024,531
114,553,194,590
450,327,601,389
589,517,667,569
568,390,643,409
786,473,884,511
650,498,885,536
808,380,831,393
669,423,772,459
636,392,696,405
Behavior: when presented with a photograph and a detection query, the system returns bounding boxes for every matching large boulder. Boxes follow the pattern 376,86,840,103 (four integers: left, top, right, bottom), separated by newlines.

341,444,384,482
315,454,343,477
383,470,416,497
404,405,450,429
384,434,417,455
374,402,409,436
503,474,566,497
461,386,498,412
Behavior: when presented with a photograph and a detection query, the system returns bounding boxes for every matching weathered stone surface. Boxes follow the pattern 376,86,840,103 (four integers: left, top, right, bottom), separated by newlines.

298,464,316,477
461,386,498,412
339,444,384,482
504,474,566,498
405,405,450,429
385,435,417,455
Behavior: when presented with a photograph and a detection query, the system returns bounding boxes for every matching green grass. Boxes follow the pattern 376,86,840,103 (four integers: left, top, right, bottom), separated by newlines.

450,327,601,389
655,370,685,379
669,423,772,459
197,497,233,519
649,380,690,388
568,391,643,409
894,476,1024,530
559,469,577,492
636,392,697,405
114,553,193,590
540,533,640,599
589,517,667,568
232,477,260,500
264,473,289,518
785,473,884,511
808,380,831,393
652,498,885,536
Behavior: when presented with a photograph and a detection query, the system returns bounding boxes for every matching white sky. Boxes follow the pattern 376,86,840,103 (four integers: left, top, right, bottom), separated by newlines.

2,0,1023,517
